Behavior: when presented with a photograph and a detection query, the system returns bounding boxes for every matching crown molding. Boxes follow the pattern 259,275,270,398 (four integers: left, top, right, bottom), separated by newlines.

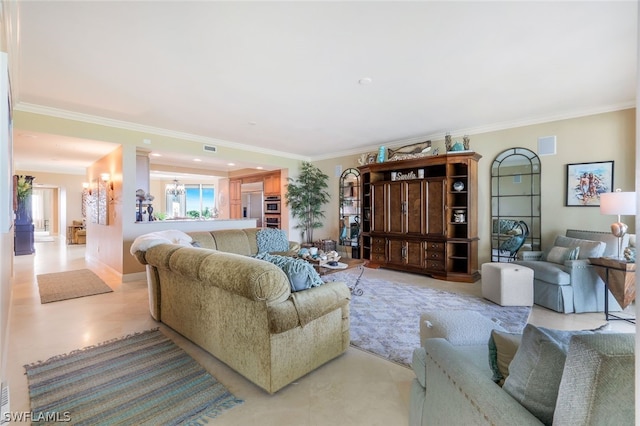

14,103,310,162
311,102,636,161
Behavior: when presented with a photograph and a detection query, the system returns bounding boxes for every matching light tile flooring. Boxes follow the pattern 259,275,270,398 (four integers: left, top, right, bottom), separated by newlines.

7,238,636,425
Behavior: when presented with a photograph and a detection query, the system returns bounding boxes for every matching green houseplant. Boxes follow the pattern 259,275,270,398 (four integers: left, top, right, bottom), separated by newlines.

285,162,330,244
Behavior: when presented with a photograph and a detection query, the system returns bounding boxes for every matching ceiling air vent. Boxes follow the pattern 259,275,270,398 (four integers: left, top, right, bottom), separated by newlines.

203,145,217,153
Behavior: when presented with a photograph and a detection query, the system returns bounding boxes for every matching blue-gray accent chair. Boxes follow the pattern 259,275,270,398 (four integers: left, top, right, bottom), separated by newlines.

514,229,626,313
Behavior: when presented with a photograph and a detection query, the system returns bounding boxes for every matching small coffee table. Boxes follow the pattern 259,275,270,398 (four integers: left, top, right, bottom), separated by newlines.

314,258,367,295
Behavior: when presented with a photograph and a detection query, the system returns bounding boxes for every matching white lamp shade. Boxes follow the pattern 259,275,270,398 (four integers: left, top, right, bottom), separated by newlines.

599,191,636,216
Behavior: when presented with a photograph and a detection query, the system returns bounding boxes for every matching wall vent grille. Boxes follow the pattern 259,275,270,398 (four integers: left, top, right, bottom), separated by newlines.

203,145,217,153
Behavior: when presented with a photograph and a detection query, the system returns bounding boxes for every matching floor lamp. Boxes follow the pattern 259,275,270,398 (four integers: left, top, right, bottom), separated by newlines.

599,189,636,259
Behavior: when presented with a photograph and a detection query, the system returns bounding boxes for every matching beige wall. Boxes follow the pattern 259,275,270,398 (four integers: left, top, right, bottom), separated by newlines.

313,109,636,265
13,170,85,236
11,108,636,272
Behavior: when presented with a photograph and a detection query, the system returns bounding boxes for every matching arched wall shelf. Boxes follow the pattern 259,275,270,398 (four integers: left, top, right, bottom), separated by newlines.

339,168,361,258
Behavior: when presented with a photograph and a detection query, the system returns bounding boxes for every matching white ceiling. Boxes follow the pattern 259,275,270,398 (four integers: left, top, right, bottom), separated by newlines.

8,1,638,176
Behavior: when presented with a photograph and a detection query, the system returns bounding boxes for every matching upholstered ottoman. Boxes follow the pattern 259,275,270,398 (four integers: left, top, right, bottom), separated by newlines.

481,263,533,306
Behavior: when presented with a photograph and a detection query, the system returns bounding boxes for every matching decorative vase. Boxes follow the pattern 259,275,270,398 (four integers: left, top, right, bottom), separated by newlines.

453,181,464,192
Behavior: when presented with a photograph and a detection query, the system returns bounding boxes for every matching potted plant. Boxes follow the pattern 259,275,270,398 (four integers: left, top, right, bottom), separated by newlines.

15,175,35,224
285,162,330,245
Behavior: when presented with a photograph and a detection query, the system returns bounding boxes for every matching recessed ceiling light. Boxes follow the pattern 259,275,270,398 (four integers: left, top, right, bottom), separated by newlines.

358,77,373,85
151,153,161,157
256,166,263,170
227,163,235,166
193,158,202,162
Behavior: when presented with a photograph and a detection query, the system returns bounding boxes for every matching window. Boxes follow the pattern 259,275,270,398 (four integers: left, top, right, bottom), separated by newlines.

166,183,216,219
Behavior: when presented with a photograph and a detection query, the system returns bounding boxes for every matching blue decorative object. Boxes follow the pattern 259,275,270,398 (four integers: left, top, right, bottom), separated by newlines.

451,141,465,151
377,146,386,163
254,253,324,291
496,220,530,260
256,228,290,253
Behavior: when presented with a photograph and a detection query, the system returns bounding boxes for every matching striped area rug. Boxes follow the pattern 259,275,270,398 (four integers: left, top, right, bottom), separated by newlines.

24,329,243,425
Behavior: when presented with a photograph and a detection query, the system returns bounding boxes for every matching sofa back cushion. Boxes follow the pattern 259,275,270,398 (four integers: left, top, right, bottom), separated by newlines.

210,229,253,256
187,231,218,250
565,229,627,258
553,235,605,259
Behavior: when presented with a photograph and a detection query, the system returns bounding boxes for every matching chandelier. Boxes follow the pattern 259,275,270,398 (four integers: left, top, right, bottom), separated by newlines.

166,178,185,197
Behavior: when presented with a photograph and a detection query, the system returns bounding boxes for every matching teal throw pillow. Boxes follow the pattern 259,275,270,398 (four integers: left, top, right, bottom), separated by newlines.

254,253,323,292
256,228,290,253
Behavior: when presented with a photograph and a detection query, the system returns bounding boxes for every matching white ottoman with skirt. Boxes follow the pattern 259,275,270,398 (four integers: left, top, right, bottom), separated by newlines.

481,262,534,306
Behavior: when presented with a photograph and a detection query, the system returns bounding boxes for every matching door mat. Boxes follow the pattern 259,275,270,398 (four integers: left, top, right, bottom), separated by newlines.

36,269,113,304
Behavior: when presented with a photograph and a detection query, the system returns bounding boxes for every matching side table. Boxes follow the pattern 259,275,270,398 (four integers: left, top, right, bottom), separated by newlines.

589,257,636,324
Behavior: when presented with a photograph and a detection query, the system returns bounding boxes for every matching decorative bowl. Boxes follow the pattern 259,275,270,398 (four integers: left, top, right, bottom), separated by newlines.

453,181,464,191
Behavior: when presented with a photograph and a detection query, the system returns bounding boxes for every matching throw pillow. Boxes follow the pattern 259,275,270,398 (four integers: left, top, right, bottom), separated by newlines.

488,329,522,386
254,253,323,292
502,324,607,425
544,246,580,264
256,228,290,253
553,235,605,259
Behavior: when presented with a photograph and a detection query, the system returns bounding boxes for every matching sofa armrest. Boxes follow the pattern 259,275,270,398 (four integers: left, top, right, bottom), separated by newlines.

564,259,621,312
419,310,505,347
267,281,350,332
419,339,543,425
519,251,544,261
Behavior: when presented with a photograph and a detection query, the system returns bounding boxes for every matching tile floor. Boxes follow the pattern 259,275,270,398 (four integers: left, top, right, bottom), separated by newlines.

6,238,636,425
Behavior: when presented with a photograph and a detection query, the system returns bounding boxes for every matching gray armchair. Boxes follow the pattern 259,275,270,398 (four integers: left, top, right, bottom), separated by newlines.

514,230,625,313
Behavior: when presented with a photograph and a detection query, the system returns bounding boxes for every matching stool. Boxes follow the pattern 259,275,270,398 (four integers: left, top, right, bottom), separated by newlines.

481,262,534,306
75,229,87,244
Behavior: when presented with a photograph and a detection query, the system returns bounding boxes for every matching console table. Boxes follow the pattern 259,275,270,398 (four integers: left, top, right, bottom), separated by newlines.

589,257,636,323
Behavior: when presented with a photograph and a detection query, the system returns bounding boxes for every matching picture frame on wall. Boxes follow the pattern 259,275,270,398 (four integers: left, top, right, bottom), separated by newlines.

565,160,614,207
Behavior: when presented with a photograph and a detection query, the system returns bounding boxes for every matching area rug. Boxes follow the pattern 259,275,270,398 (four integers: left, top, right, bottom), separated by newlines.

36,269,113,304
327,271,531,367
24,328,243,425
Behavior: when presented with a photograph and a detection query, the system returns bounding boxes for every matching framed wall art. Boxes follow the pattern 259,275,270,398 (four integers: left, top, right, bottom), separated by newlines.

565,161,614,207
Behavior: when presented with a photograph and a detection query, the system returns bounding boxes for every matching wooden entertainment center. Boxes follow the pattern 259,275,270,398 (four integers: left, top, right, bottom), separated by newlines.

359,152,481,283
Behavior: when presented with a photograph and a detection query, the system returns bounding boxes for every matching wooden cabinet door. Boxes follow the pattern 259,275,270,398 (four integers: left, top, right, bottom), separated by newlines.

371,183,386,233
405,240,424,268
387,181,405,233
405,180,424,234
387,239,423,268
264,173,281,196
229,179,242,219
387,238,405,266
425,178,445,235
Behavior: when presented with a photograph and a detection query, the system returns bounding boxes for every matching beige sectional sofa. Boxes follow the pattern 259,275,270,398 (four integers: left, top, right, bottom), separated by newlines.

131,228,351,394
410,311,635,425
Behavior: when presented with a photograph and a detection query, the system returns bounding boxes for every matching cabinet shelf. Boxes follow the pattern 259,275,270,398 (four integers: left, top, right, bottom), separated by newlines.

358,152,481,283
